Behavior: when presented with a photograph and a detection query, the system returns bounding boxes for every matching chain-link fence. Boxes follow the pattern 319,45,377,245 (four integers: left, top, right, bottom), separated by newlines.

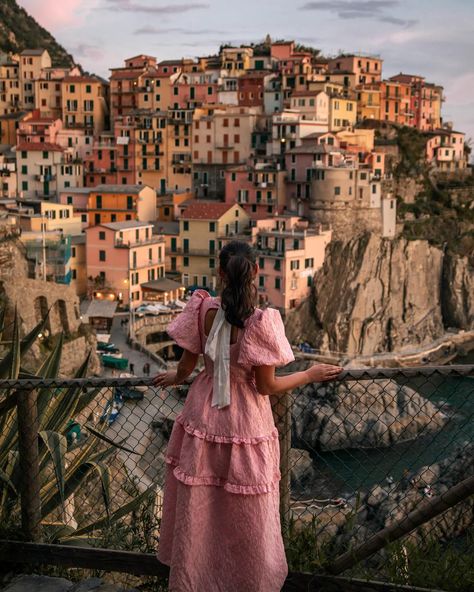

0,366,473,591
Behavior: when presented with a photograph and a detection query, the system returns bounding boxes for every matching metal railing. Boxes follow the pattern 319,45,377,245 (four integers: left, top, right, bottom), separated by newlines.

0,365,473,591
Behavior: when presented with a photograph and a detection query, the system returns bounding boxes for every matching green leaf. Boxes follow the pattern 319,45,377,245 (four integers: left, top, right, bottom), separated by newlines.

41,521,77,542
73,486,156,537
84,424,139,455
38,430,67,509
36,333,65,427
0,312,50,379
88,461,111,518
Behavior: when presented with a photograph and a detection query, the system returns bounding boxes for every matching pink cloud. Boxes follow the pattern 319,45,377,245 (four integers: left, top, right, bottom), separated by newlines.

18,0,90,28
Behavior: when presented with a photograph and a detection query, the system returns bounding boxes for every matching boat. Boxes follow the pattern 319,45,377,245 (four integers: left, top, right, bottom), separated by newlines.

100,393,124,425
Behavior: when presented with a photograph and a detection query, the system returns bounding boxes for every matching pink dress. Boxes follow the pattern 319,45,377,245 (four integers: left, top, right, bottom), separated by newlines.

157,290,295,592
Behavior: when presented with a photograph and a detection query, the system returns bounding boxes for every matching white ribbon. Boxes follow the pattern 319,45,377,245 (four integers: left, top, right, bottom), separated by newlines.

204,306,231,409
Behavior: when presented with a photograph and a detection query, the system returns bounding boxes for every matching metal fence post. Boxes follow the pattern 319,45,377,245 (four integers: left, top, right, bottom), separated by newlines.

272,392,292,543
17,387,42,542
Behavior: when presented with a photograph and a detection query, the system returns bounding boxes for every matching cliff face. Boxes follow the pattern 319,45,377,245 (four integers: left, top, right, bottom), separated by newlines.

286,234,474,355
0,0,75,67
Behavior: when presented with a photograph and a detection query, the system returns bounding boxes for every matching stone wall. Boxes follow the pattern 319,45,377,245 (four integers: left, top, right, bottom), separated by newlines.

0,238,99,376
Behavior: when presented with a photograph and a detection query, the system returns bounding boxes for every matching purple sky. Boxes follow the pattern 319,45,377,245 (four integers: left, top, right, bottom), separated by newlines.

17,0,474,145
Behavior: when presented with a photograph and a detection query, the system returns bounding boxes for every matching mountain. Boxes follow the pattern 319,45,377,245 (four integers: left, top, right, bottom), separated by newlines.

0,0,75,67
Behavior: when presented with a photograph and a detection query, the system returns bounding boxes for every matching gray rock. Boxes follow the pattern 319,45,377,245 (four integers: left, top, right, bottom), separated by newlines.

2,575,73,592
289,448,316,488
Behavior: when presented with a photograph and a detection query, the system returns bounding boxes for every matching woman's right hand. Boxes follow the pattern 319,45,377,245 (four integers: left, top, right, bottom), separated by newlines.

304,363,343,383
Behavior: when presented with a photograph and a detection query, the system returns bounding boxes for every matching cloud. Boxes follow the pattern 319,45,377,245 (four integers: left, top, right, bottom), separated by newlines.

18,0,89,27
135,27,227,35
300,1,417,27
69,43,105,61
103,0,209,14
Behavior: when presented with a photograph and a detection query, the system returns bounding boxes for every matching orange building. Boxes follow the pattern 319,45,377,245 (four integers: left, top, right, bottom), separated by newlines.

87,184,156,226
380,80,413,126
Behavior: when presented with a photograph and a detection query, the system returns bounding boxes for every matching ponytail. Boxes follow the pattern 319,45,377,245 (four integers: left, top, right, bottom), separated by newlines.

219,241,257,328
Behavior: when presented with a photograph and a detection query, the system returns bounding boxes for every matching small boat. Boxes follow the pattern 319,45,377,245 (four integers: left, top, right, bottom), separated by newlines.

102,355,129,370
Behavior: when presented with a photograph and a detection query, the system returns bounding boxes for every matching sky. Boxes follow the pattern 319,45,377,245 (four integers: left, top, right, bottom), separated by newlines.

17,0,474,144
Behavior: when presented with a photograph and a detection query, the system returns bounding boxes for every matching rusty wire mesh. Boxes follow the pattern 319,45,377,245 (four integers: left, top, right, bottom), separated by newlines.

1,366,473,590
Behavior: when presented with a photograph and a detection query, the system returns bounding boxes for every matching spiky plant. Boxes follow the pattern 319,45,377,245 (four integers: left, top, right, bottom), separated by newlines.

0,307,155,545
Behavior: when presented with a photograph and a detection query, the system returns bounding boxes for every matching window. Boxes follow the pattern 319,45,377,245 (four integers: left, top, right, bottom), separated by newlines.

183,221,189,231
223,118,229,127
21,151,27,159
274,259,281,271
99,250,106,261
259,257,265,269
99,231,106,240
307,276,313,287
183,238,189,253
183,256,189,267
290,260,300,270
259,276,265,288
86,84,91,93
21,165,27,174
275,277,281,290
305,258,314,268
42,151,48,159
96,195,102,209
67,196,73,205
209,222,216,232
209,258,215,268
127,196,133,210
334,186,341,196
22,181,28,191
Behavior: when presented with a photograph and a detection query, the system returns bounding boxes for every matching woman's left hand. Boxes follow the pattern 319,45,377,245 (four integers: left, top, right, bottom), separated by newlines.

152,371,178,387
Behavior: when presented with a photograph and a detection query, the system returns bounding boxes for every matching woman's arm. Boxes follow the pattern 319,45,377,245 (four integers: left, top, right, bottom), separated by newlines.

152,349,199,387
254,363,342,396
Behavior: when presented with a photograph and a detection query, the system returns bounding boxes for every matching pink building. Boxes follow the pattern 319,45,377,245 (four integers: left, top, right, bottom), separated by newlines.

85,220,165,306
59,187,91,227
172,72,218,108
224,160,286,218
425,129,468,174
84,132,118,187
251,216,332,313
16,110,62,144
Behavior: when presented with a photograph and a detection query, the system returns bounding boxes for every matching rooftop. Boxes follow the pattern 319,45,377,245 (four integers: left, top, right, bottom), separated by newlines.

82,299,118,319
16,142,63,153
92,184,151,194
101,220,153,231
154,221,179,235
141,278,184,292
20,49,48,56
179,201,236,220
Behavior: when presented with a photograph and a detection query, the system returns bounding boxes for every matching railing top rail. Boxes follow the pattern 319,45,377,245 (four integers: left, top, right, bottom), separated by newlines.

0,364,472,389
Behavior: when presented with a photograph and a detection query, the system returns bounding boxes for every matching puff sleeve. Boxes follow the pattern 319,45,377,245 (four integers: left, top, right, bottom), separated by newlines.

238,308,295,367
166,289,209,354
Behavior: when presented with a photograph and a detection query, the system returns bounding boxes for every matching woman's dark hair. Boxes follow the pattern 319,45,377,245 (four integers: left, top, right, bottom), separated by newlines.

219,241,257,328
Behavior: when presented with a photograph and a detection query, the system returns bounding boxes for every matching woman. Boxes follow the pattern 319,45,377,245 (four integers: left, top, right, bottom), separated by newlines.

154,241,342,591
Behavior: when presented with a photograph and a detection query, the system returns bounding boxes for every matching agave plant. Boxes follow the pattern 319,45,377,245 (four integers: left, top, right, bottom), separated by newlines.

0,307,155,545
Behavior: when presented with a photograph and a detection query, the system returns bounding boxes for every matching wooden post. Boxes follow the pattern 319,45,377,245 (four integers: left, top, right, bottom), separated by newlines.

17,387,42,542
272,392,292,543
328,473,474,576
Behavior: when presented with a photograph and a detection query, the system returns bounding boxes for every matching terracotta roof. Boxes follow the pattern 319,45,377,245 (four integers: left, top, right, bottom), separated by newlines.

20,49,48,56
110,70,143,80
180,201,235,220
290,90,323,97
62,76,104,84
16,142,63,153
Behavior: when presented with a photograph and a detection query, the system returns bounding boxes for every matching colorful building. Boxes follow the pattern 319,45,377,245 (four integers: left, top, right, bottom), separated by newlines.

85,220,165,306
178,201,250,291
86,184,157,226
0,54,20,115
61,75,109,135
19,49,52,108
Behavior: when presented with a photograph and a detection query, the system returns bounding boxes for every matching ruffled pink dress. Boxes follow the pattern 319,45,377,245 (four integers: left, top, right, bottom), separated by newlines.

157,289,295,592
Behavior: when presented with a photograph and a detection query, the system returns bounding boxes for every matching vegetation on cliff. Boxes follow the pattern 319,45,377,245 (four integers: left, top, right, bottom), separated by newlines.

0,0,75,67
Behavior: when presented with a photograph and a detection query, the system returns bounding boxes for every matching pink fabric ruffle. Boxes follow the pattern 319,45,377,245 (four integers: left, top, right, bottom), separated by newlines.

166,289,210,354
165,417,281,496
239,308,295,367
176,414,279,444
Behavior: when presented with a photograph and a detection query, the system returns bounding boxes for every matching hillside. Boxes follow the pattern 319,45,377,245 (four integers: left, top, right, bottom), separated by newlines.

0,0,75,67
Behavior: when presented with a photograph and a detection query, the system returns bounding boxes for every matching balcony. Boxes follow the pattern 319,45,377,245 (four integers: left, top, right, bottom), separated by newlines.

130,258,164,270
115,236,165,248
215,144,234,150
35,173,56,182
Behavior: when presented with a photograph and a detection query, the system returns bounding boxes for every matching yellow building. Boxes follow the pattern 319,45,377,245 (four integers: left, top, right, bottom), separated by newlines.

62,75,109,135
34,66,81,119
329,95,357,131
136,71,175,111
157,189,192,221
0,56,20,115
356,84,381,122
179,201,250,291
87,184,156,226
19,49,52,108
166,108,193,191
336,128,375,152
132,110,168,192
220,46,253,74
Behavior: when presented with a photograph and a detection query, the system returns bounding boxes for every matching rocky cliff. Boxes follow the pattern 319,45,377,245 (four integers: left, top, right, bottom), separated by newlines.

286,234,474,356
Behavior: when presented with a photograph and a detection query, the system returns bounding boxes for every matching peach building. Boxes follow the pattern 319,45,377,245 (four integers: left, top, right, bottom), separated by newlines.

61,75,109,135
178,201,250,292
70,234,87,297
389,73,443,131
157,189,192,221
16,109,62,144
328,54,383,86
380,80,413,126
166,108,193,191
19,49,52,108
0,55,20,115
34,65,81,119
14,201,82,234
86,184,156,226
425,129,468,174
328,95,357,131
220,47,254,74
289,91,329,124
171,71,219,109
154,220,182,275
86,220,165,306
59,187,90,227
0,111,26,145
